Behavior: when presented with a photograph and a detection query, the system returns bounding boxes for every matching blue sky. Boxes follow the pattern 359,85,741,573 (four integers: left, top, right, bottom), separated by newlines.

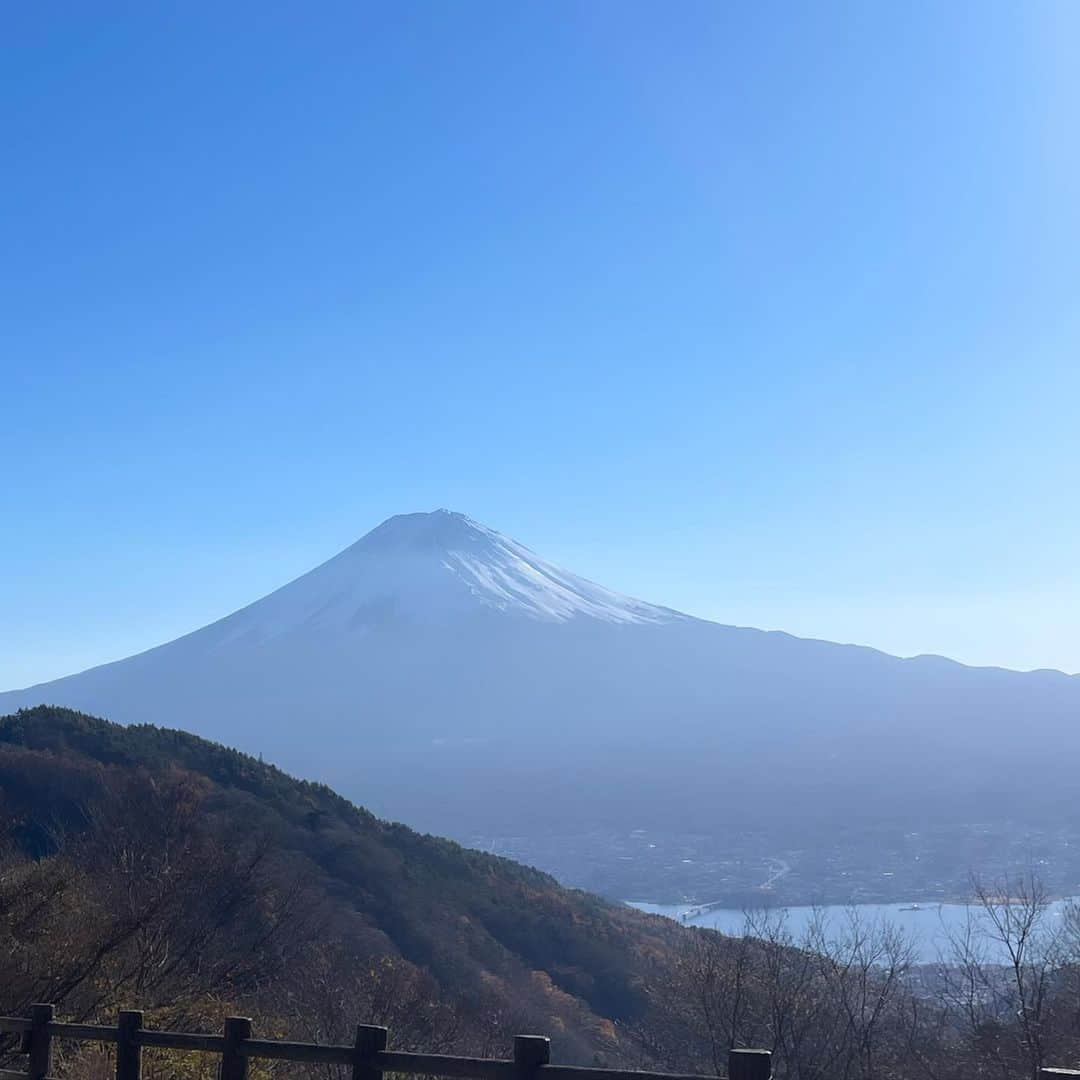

4,1,1080,686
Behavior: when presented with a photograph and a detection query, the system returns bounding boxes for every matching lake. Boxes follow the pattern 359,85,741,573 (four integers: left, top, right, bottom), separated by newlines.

627,898,1079,965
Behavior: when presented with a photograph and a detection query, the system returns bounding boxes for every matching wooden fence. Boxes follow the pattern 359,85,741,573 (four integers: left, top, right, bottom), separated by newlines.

5,1008,1076,1080
0,1005,774,1080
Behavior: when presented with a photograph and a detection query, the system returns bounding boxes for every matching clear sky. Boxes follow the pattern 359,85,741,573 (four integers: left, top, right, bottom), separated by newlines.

4,1,1080,687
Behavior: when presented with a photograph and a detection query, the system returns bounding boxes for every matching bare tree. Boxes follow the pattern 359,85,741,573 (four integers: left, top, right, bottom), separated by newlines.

938,873,1061,1080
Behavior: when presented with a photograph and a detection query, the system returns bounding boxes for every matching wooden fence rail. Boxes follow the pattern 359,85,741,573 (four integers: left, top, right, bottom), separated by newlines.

0,1006,774,1080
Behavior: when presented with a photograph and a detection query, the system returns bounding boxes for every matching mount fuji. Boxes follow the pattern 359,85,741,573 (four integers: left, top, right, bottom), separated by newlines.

3,510,1079,865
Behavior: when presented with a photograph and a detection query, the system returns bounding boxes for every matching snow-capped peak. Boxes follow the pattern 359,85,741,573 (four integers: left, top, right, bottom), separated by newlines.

208,511,681,643
355,509,494,552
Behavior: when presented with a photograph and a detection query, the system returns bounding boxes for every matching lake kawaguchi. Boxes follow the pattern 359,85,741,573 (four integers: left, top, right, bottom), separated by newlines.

628,898,1080,965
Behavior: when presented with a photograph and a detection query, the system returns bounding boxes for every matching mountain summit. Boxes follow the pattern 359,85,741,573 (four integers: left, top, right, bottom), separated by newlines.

222,509,680,639
3,510,1079,897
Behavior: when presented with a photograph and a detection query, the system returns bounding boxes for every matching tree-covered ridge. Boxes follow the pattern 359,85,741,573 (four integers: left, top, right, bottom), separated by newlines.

0,705,677,1068
2,705,379,831
0,704,586,889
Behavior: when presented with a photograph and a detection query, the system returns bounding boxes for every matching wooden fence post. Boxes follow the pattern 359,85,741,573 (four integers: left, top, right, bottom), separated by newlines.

27,1004,54,1080
116,1010,143,1080
219,1016,252,1080
729,1049,771,1080
353,1024,388,1080
514,1035,550,1079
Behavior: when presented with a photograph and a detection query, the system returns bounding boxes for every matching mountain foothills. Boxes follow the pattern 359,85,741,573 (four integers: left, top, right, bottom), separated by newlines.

3,510,1080,901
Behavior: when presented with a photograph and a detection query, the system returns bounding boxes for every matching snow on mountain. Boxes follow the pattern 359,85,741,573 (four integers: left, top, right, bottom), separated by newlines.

205,510,682,645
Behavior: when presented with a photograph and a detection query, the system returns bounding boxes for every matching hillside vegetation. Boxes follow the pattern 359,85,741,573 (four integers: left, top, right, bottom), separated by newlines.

0,706,682,1069
4,706,1080,1080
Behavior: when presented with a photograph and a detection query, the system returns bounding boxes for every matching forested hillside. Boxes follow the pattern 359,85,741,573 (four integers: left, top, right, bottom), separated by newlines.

3,707,1080,1080
0,707,697,1064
